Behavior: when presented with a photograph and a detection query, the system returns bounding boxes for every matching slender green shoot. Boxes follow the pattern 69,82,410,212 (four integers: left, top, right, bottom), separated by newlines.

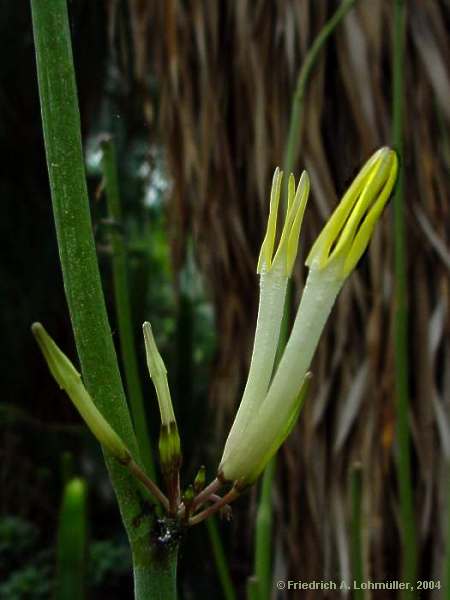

254,2,358,597
350,463,365,600
246,576,259,600
254,458,275,599
100,136,156,481
282,0,357,181
56,478,88,600
206,517,236,600
392,1,417,596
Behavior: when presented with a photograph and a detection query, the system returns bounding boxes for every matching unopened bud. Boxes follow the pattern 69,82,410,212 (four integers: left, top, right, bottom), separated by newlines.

32,323,130,464
193,465,206,494
182,484,194,506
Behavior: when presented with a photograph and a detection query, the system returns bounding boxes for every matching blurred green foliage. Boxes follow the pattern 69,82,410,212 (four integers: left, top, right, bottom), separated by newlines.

88,540,131,587
0,516,38,559
0,517,52,599
0,566,53,600
0,515,133,599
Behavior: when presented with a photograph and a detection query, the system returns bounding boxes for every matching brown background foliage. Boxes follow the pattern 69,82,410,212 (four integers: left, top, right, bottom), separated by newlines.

105,0,450,593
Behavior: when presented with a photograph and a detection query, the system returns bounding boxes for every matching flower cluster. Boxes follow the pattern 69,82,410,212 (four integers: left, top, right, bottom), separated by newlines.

33,147,398,523
220,147,398,488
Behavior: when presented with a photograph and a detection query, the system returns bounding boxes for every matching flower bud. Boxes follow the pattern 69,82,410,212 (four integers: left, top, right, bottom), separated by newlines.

143,322,181,474
193,465,206,494
306,147,398,278
257,168,310,276
182,484,195,506
32,323,130,463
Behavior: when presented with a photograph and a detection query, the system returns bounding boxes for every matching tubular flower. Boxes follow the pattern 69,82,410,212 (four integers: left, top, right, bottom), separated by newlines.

220,168,310,467
219,147,398,488
32,323,131,463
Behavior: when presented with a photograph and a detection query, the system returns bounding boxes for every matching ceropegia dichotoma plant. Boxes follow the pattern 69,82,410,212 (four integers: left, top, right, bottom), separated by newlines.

33,146,398,530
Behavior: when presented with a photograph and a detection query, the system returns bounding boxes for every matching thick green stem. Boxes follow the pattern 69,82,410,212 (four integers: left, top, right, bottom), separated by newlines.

30,0,147,539
392,1,417,597
350,464,365,600
132,532,179,600
31,2,178,597
100,136,157,481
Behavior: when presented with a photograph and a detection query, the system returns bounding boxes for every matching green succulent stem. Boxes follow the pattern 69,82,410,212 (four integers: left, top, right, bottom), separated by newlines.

30,1,179,597
31,0,141,534
132,531,179,600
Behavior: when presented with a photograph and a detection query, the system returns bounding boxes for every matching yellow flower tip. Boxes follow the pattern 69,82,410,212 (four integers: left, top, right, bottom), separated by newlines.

305,147,398,278
257,167,283,273
257,168,310,276
285,170,310,276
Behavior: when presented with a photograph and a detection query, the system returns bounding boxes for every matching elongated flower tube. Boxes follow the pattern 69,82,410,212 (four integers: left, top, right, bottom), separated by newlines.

143,322,181,476
32,323,131,463
220,168,310,467
219,147,398,487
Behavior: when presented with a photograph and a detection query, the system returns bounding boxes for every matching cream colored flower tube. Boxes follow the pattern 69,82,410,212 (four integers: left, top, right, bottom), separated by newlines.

220,168,309,466
219,147,398,486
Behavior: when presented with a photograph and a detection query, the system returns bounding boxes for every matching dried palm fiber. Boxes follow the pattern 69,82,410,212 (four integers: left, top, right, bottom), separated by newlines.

114,0,449,591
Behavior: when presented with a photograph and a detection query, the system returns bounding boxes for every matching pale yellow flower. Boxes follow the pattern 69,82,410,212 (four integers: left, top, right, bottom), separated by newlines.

220,147,398,487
